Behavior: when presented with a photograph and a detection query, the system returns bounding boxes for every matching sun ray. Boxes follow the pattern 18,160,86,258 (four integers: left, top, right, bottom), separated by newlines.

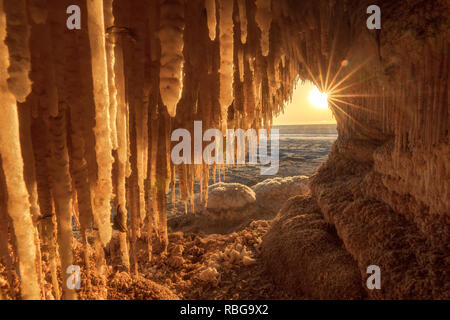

328,100,364,129
329,74,377,95
328,56,374,93
329,97,377,114
296,51,321,92
324,24,342,92
325,64,344,93
331,93,380,98
318,59,325,91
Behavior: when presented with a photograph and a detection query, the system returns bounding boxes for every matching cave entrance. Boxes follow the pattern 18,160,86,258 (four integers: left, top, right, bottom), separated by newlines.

222,80,337,187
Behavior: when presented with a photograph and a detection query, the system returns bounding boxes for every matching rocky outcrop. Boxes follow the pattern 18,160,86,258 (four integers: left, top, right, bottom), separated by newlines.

261,195,364,299
304,0,449,300
169,182,258,234
310,141,450,299
169,179,310,234
206,182,256,211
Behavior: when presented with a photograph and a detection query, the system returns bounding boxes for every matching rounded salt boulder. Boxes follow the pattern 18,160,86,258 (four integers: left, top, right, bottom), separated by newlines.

252,176,309,214
206,182,256,211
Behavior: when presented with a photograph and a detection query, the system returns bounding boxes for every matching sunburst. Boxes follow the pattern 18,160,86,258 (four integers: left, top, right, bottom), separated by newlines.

304,48,380,129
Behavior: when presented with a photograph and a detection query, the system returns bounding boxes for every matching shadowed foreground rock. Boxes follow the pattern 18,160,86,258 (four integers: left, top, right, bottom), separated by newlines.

261,195,364,299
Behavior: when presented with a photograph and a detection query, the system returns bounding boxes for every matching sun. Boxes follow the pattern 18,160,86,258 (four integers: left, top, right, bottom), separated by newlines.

309,86,329,110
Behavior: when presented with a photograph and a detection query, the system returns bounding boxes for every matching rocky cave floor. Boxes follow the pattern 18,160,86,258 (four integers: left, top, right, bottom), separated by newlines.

1,219,297,300
90,220,296,300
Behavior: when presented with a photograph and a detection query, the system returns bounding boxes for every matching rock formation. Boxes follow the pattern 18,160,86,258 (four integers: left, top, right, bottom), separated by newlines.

252,175,309,214
261,195,364,299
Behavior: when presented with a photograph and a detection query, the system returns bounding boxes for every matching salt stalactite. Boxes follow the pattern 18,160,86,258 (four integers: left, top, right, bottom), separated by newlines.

48,111,77,300
144,177,153,262
30,115,60,300
129,0,148,236
255,0,272,56
238,46,244,82
128,127,140,275
18,102,44,298
149,115,161,248
86,0,113,247
2,0,31,102
29,1,61,299
29,12,58,117
0,161,16,299
165,121,172,192
156,113,170,251
112,32,130,271
205,0,217,40
233,27,245,126
159,0,184,117
145,108,156,262
244,57,256,122
104,0,118,151
177,164,189,212
145,0,162,261
189,165,195,213
0,0,40,299
202,164,210,207
64,26,95,290
218,0,234,130
237,0,247,43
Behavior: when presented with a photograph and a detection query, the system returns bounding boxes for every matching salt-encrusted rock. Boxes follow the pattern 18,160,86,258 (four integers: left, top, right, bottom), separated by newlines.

261,195,364,299
252,176,309,214
109,273,180,300
242,256,257,266
168,255,185,268
170,244,184,256
207,182,256,211
197,267,219,284
206,241,257,269
169,179,308,234
169,183,259,234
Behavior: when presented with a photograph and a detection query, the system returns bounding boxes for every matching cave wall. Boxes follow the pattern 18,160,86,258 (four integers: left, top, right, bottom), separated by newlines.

307,0,449,298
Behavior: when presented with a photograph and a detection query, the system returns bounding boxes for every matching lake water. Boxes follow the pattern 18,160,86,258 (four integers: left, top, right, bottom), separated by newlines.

212,124,338,187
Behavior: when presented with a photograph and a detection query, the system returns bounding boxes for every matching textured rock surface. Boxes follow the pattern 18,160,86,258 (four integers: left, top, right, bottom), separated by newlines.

206,182,256,211
310,143,450,299
252,175,309,214
169,182,258,234
261,195,364,299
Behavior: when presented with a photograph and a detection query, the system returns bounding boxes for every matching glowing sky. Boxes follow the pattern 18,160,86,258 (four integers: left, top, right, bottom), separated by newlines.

273,80,336,125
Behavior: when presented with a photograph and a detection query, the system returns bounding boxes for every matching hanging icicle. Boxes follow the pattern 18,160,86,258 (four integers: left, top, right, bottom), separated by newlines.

255,0,272,56
159,0,185,117
237,0,248,44
205,0,217,41
0,0,40,300
218,0,234,130
86,0,113,247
